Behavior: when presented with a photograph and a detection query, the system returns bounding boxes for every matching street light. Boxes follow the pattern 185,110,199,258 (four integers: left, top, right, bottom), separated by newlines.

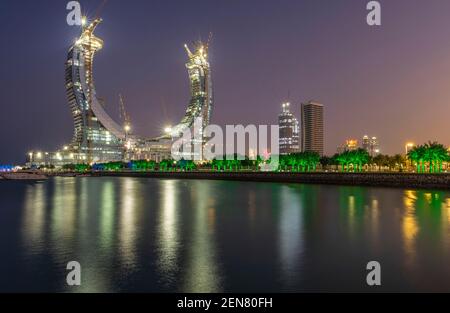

405,142,414,155
405,142,415,172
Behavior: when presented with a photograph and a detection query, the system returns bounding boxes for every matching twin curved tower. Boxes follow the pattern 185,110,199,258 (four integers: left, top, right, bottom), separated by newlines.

64,18,213,163
170,42,213,137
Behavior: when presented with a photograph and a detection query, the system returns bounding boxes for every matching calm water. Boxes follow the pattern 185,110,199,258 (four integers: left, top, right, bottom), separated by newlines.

0,177,449,292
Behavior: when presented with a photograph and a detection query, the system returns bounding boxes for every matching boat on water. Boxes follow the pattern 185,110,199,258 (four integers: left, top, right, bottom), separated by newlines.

1,172,48,181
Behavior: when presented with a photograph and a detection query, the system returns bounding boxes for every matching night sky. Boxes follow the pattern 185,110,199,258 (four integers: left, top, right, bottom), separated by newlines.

1,0,450,163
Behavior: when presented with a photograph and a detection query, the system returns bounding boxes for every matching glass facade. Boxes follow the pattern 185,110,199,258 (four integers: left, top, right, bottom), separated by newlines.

26,19,213,166
278,102,299,155
65,18,125,163
171,42,213,136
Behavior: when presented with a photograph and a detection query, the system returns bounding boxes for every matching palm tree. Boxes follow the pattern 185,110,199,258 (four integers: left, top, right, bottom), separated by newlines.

426,141,448,173
423,143,435,173
305,151,320,172
159,159,173,172
417,145,427,173
254,155,263,171
147,160,156,171
287,154,298,172
353,149,369,172
186,160,196,171
407,146,421,173
177,159,188,171
408,145,427,173
335,151,348,172
320,156,333,171
278,155,289,171
211,158,225,171
391,154,405,172
407,142,449,173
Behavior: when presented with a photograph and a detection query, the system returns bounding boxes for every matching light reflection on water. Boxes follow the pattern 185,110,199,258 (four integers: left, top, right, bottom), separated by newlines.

1,177,449,292
156,180,180,288
118,178,139,270
181,180,222,293
403,190,419,268
278,186,304,291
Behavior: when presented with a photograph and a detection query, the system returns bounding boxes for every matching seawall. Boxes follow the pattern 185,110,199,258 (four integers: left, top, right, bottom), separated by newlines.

90,171,450,190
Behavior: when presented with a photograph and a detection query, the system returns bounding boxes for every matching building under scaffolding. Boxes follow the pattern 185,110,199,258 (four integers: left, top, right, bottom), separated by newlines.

27,18,213,167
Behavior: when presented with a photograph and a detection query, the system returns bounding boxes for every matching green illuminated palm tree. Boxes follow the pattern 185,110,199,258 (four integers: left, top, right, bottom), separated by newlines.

408,142,448,173
211,158,225,171
278,155,289,171
305,151,320,172
254,155,263,171
407,146,421,173
147,160,156,171
159,159,173,172
426,141,448,173
287,154,298,172
75,163,90,172
352,149,369,172
408,145,426,173
335,151,350,172
186,160,196,171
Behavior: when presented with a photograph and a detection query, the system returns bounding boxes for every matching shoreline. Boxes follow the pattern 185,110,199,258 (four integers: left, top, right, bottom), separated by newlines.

83,171,450,190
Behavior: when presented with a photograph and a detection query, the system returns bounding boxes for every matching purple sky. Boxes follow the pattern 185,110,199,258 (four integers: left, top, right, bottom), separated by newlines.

1,0,450,163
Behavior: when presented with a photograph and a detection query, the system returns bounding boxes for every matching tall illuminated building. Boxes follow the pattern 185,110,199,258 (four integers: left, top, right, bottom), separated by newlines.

170,42,213,137
65,18,125,163
370,136,380,156
278,102,299,155
301,101,324,156
27,19,214,166
362,135,370,152
362,135,380,156
167,41,213,160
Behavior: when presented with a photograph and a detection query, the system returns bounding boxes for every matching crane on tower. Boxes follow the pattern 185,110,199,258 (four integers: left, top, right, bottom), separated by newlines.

119,93,131,136
95,0,109,19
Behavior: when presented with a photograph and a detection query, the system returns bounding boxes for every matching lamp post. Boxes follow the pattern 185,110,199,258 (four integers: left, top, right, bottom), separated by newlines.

405,142,414,171
405,143,414,156
124,124,131,161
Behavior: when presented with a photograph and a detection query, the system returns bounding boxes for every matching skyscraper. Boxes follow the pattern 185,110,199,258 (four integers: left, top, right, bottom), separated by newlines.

370,136,380,156
26,18,215,166
301,101,324,156
362,135,370,152
278,102,299,155
166,41,213,161
170,41,213,137
65,18,125,163
362,135,380,156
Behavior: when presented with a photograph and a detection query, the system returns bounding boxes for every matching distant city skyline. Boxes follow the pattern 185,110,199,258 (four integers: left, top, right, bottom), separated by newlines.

2,0,450,163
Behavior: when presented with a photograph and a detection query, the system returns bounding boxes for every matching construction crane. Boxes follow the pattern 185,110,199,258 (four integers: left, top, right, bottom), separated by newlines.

95,0,109,19
119,93,131,135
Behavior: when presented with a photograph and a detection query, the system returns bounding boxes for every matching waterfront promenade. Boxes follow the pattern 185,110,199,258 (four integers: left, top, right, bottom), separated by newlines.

88,171,450,190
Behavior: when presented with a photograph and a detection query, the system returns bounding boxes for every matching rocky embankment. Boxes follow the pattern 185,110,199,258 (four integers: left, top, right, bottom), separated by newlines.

91,171,450,190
